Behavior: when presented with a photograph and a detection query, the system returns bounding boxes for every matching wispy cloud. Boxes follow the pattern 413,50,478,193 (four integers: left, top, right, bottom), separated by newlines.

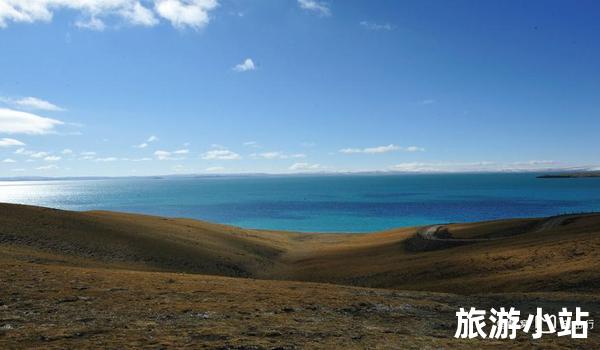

201,148,241,160
154,147,188,160
0,108,63,134
134,135,158,148
359,21,393,31
405,146,426,152
75,16,106,31
419,99,436,105
250,151,305,159
243,141,261,148
390,161,563,173
289,162,322,171
513,160,556,166
78,151,96,160
0,0,217,30
2,158,16,163
0,138,25,147
30,151,49,158
95,157,119,162
205,166,225,172
61,148,73,154
43,155,61,161
233,58,256,72
297,0,330,16
36,164,58,170
339,144,425,154
154,150,172,160
3,96,65,111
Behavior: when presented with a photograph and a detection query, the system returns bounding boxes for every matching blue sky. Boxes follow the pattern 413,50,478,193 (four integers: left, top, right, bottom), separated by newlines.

0,0,599,176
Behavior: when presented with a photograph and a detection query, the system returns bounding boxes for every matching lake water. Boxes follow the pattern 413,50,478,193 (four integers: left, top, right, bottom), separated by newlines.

1,174,600,232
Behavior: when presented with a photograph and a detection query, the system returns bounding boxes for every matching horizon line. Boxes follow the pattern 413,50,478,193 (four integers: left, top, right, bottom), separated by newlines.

1,168,597,181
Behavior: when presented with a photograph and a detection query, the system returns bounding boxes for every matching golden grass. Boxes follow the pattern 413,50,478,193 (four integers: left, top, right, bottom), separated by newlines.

1,203,599,348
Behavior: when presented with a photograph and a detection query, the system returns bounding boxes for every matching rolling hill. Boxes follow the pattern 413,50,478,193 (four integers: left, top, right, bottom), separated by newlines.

1,203,599,348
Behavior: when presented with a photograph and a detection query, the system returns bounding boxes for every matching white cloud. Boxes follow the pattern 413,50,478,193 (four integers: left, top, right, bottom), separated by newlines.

134,135,157,147
389,161,564,173
154,148,188,160
419,99,436,105
399,162,483,172
2,158,16,163
155,0,218,29
405,146,426,152
201,148,241,160
121,1,158,26
4,96,65,111
0,0,204,30
339,144,424,154
75,16,106,30
30,151,49,158
79,151,96,160
95,157,118,162
243,141,260,148
340,144,398,154
513,160,556,166
233,58,256,72
359,21,393,31
0,108,63,134
0,137,25,147
61,148,73,154
43,155,61,161
154,150,172,160
11,168,24,172
289,162,321,171
297,0,330,16
36,164,58,170
132,157,152,161
251,151,306,159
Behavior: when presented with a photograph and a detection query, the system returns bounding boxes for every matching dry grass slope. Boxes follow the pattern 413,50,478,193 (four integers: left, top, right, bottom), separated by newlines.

1,203,599,348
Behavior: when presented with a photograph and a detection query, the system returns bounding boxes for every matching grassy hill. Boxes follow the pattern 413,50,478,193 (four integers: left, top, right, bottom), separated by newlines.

1,203,599,348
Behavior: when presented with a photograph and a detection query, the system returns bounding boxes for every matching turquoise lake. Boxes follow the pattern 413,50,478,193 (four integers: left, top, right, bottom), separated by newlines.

1,173,600,232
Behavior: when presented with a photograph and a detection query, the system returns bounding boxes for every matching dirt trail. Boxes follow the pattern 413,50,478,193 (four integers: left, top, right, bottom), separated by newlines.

417,213,582,243
534,214,580,232
417,225,496,242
